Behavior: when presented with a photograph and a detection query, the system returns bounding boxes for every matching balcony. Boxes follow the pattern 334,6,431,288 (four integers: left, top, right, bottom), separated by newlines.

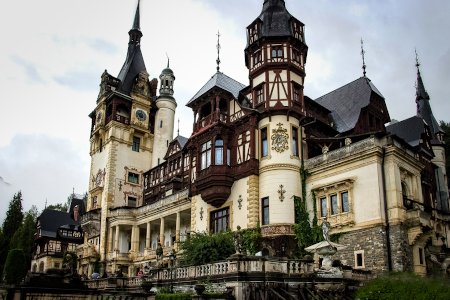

194,111,228,132
194,165,234,207
106,114,130,126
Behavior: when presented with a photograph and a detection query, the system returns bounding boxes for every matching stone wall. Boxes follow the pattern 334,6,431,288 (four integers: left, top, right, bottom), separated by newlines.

389,224,413,272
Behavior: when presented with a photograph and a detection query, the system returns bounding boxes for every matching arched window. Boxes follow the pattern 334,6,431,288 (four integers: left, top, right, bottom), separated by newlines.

39,261,45,273
215,138,224,165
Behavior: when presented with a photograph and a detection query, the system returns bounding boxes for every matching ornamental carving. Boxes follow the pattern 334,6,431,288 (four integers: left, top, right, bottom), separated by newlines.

133,71,150,97
92,169,106,188
271,123,289,153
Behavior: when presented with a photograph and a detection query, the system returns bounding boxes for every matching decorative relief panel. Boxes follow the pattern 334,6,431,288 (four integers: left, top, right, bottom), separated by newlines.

271,123,289,153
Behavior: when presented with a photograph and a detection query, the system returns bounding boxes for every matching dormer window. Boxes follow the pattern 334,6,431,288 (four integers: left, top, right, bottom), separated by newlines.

248,23,260,44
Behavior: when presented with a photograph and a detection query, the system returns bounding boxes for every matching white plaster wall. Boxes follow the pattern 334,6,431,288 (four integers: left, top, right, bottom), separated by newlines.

152,98,176,168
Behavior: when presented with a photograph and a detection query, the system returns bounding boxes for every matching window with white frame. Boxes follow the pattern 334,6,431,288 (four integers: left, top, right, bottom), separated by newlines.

354,250,365,269
201,141,212,170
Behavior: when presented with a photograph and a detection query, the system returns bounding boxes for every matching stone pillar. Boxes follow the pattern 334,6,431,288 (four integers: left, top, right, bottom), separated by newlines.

114,225,120,251
160,217,165,246
176,212,181,243
132,225,139,252
146,222,151,249
108,226,113,253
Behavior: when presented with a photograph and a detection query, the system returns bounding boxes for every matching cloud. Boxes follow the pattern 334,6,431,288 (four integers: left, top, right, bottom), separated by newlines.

54,68,101,91
11,56,44,83
0,134,89,222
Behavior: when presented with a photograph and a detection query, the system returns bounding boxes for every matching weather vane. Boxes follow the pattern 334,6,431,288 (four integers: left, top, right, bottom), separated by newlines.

166,52,170,68
361,38,367,77
415,48,420,69
216,30,221,72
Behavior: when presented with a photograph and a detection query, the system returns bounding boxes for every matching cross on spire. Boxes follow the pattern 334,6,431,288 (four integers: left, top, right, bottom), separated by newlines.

361,38,367,77
216,30,221,72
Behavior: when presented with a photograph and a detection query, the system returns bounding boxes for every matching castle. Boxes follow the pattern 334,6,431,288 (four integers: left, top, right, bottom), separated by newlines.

75,0,449,277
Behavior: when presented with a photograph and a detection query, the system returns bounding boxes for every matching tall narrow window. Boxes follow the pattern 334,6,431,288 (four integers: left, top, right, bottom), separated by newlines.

227,147,231,166
261,127,268,157
355,251,364,268
215,139,224,165
132,136,140,152
330,194,338,215
292,127,299,157
261,197,269,225
210,207,229,233
341,191,349,213
201,141,212,170
271,46,283,58
293,84,301,102
256,86,264,104
99,139,103,152
320,197,327,217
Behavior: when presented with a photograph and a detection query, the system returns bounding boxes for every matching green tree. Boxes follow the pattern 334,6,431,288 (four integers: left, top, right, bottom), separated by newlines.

0,191,24,280
356,272,450,300
9,207,37,270
46,202,69,212
180,231,235,265
439,120,450,187
2,249,27,284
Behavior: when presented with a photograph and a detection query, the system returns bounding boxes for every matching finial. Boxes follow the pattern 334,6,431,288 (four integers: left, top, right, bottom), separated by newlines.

166,53,170,68
361,38,367,77
415,48,420,69
177,118,180,136
216,30,221,72
132,0,141,30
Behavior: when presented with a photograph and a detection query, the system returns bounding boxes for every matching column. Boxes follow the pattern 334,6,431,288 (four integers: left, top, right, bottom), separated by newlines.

160,217,165,246
175,212,181,243
135,226,140,252
146,222,151,249
114,225,120,251
131,225,139,252
108,226,113,253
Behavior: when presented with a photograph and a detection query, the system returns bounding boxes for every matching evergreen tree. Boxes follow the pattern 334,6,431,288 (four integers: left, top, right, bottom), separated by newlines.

0,191,24,280
8,207,37,271
2,249,26,284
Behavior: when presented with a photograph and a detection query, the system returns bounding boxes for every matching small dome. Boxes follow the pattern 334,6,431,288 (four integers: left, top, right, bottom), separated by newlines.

161,67,174,75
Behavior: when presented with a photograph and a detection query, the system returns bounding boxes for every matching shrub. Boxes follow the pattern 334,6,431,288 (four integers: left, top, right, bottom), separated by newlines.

155,293,192,300
180,231,234,265
356,272,450,300
2,249,26,284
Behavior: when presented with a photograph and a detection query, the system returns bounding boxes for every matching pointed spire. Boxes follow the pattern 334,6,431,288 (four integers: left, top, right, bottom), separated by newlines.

361,38,367,77
132,0,141,30
216,30,221,72
415,49,429,101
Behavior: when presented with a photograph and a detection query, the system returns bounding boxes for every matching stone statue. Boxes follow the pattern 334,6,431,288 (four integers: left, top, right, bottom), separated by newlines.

322,217,331,245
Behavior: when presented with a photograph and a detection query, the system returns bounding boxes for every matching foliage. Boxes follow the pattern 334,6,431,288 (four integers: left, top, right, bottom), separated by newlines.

46,202,69,212
2,249,27,284
180,231,234,265
0,191,24,280
155,293,192,300
293,167,322,256
356,272,450,300
241,225,262,255
439,120,450,187
8,207,37,271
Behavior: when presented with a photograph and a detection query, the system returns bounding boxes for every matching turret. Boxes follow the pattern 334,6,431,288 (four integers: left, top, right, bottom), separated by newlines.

152,61,177,167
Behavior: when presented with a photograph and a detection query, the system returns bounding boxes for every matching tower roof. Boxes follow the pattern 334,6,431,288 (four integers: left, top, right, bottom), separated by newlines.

117,1,147,95
187,72,246,107
252,0,301,39
415,66,443,143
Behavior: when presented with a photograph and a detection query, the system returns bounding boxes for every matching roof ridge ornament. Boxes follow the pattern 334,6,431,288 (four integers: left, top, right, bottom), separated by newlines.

361,38,367,77
216,30,221,72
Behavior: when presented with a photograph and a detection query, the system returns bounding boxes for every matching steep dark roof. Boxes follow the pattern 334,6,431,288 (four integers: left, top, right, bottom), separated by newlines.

187,72,246,107
253,0,299,38
37,209,78,238
315,77,384,133
415,68,443,143
174,135,188,149
117,2,147,95
386,116,426,147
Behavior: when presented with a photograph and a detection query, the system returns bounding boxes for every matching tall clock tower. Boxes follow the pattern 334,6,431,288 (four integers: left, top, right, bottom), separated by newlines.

85,1,157,262
245,0,308,226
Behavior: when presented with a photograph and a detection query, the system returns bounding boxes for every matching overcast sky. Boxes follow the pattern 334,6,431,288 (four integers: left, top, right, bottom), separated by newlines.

1,0,449,222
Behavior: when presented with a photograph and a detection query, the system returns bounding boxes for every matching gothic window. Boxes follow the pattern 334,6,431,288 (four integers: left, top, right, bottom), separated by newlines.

292,127,299,157
210,207,229,233
132,136,140,152
261,127,268,157
128,172,140,184
201,141,212,170
261,197,269,225
215,138,224,165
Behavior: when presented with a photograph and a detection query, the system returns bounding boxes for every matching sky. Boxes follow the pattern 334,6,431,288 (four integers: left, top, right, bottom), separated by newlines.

1,0,449,222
